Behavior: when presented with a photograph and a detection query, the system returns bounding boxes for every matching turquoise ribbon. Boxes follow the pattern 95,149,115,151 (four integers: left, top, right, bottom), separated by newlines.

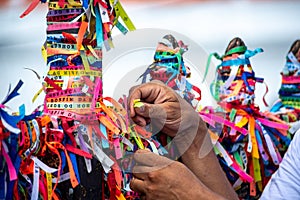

202,52,222,83
95,5,103,47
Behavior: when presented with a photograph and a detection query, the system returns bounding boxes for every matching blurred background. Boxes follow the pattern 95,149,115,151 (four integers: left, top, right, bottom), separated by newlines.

1,0,300,113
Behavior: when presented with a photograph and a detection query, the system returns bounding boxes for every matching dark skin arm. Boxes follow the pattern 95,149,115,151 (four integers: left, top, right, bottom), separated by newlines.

128,81,238,200
131,149,228,200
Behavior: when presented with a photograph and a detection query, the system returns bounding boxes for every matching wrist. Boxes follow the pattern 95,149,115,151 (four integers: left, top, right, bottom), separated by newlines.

176,120,212,158
187,179,228,200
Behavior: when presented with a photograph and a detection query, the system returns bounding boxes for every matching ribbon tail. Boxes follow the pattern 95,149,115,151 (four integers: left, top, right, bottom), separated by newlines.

244,48,264,59
262,81,269,107
202,52,220,83
20,0,40,18
2,80,24,105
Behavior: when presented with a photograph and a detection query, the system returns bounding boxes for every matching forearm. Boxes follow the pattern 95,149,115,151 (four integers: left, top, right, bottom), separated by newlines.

179,122,239,200
172,163,229,200
187,179,229,200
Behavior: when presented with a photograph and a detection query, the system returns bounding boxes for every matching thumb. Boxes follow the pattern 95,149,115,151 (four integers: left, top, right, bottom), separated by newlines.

132,102,167,128
135,102,167,120
134,149,173,167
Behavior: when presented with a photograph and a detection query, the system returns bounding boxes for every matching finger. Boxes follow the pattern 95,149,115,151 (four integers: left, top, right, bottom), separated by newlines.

128,85,139,97
134,103,167,120
128,85,142,118
134,150,173,167
134,103,170,135
133,165,156,175
131,103,167,128
131,115,147,127
130,178,146,194
128,82,167,117
127,85,139,116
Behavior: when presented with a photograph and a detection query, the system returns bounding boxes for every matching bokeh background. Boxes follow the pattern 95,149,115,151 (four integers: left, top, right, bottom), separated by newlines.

1,0,300,113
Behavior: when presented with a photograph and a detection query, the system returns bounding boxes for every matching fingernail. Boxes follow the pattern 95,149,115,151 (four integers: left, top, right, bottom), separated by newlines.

139,105,145,112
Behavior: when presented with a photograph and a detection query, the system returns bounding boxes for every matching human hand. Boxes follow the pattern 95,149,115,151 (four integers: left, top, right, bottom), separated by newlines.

128,80,202,138
128,80,209,156
128,82,237,200
130,149,227,200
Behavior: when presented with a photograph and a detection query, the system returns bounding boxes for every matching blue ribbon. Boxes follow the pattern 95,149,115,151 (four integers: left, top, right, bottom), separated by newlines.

185,80,192,92
0,105,25,134
100,123,109,148
255,77,264,83
46,36,64,43
49,60,69,67
265,126,291,147
181,61,186,76
0,80,25,133
235,134,246,143
264,127,280,147
6,133,21,200
2,80,23,105
0,170,5,199
219,158,237,181
95,5,103,48
137,67,151,84
83,0,88,9
221,58,250,67
255,129,269,165
60,150,67,175
241,72,255,92
270,100,283,112
90,60,102,69
47,54,69,63
22,111,42,121
165,67,179,85
69,151,81,184
244,48,263,59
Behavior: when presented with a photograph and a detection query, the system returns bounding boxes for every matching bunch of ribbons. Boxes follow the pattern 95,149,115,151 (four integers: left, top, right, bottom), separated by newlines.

28,0,140,198
270,39,300,124
0,0,169,199
2,0,297,199
136,36,294,199
200,38,293,199
0,80,26,200
0,80,170,199
138,34,201,107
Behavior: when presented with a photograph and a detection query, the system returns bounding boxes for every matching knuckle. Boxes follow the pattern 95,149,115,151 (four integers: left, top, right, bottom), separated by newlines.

145,184,155,194
172,161,183,169
147,171,157,181
128,85,138,95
